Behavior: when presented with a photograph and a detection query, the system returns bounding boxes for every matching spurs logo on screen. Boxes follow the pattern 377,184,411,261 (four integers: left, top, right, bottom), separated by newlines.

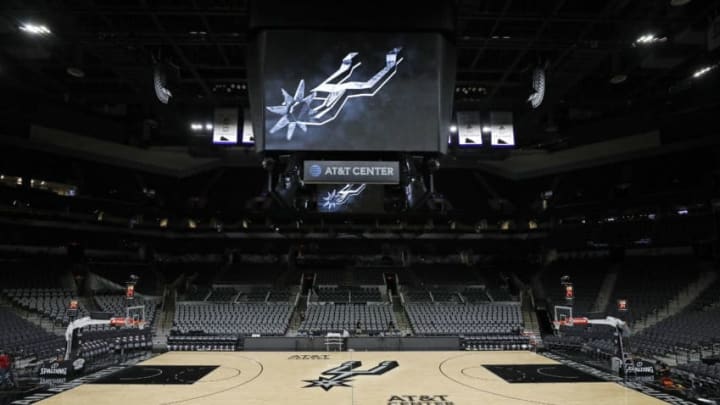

266,48,403,140
303,360,398,391
321,184,366,210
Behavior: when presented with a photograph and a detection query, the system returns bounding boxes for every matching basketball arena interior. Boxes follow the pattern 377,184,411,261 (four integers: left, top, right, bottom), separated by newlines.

1,1,720,404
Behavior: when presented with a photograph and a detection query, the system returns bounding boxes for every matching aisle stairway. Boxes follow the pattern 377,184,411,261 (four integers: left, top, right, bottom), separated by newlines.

633,270,718,333
152,289,175,350
590,266,619,314
520,290,540,336
0,295,63,336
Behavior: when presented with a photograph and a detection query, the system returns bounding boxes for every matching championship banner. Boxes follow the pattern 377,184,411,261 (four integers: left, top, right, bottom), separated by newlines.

457,111,483,147
213,108,239,144
490,111,515,147
303,161,399,184
241,108,255,144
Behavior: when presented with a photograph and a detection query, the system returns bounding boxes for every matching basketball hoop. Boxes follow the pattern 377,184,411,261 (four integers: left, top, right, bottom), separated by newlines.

109,317,146,330
552,317,589,330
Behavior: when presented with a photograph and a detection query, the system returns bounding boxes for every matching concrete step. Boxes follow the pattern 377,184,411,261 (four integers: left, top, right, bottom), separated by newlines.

393,304,412,335
635,271,718,333
591,267,619,313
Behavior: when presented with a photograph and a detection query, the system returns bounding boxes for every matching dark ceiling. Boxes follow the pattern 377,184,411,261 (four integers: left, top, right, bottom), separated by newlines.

1,0,719,149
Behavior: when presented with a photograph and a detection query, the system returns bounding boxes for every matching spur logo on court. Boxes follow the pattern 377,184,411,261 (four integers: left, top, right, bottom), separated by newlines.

388,395,453,405
303,360,398,391
288,354,331,360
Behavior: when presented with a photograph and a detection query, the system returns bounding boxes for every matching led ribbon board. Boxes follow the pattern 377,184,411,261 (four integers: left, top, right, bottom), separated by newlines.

304,161,399,184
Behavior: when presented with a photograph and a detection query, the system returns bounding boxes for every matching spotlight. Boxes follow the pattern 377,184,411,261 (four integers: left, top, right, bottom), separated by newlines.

261,157,275,171
66,67,85,78
609,74,628,84
19,23,51,35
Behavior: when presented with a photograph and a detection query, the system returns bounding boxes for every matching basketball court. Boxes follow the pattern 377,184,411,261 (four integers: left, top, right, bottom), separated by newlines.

35,351,666,405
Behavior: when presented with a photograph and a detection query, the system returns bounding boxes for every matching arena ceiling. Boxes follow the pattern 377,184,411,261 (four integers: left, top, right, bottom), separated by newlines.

0,0,718,152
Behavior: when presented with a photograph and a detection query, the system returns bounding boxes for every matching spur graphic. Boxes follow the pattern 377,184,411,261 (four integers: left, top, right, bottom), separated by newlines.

266,47,403,140
303,360,399,391
321,184,367,211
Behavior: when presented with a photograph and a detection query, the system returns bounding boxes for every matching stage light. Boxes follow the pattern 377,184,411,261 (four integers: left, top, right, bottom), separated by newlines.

205,123,213,130
692,65,716,78
449,125,458,133
19,23,51,35
677,208,689,215
190,123,203,131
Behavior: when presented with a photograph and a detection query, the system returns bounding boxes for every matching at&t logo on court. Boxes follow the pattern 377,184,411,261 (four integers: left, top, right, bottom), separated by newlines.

303,360,398,391
388,395,454,405
287,354,330,360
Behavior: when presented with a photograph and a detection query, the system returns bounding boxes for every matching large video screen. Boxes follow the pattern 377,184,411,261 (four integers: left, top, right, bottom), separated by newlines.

251,31,453,152
316,184,384,214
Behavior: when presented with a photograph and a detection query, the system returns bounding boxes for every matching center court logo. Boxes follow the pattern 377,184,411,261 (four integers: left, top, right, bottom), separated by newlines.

303,360,398,391
309,164,322,177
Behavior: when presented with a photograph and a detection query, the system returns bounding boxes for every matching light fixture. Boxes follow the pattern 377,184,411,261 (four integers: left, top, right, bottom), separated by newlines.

66,67,85,78
449,125,458,133
482,126,491,133
692,65,717,78
205,123,213,130
19,23,51,35
609,73,628,84
190,123,203,131
635,34,667,45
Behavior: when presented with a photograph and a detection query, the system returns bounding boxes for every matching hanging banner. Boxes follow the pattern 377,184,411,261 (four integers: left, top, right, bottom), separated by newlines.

457,111,483,147
213,108,239,144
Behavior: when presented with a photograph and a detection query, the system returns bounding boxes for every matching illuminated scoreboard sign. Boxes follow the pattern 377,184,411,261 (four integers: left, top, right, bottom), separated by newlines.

303,161,399,184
